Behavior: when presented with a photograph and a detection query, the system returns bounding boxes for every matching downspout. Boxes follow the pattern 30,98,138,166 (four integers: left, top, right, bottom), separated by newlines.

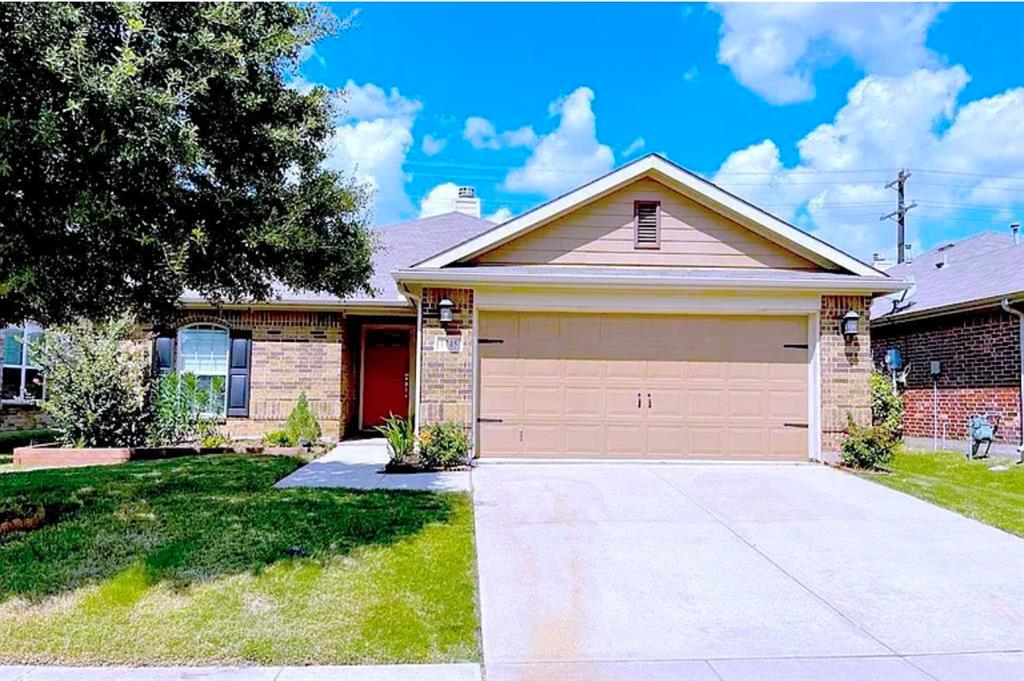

1000,298,1024,462
400,283,424,437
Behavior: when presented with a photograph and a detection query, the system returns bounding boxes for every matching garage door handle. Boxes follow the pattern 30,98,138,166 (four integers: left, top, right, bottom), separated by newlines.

647,393,652,409
784,422,809,429
477,417,504,424
637,393,641,408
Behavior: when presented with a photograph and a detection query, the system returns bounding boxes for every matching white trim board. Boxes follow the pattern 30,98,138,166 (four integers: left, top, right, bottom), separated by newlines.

413,154,885,278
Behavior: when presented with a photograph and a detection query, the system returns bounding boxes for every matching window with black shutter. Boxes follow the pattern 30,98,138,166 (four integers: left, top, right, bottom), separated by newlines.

226,333,252,418
634,200,661,249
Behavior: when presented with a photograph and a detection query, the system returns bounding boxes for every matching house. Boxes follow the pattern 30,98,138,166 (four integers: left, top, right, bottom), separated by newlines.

870,230,1024,457
3,154,907,461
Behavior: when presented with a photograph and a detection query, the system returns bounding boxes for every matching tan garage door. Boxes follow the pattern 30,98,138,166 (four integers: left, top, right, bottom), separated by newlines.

478,312,809,460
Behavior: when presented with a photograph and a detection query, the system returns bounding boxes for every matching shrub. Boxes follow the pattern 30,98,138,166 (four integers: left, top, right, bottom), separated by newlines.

842,416,897,470
418,421,470,469
33,316,152,447
375,415,414,464
263,429,296,447
148,372,220,446
285,391,321,443
871,371,903,438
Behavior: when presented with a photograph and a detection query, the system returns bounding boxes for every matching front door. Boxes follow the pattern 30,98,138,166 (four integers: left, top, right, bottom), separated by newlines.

362,328,411,429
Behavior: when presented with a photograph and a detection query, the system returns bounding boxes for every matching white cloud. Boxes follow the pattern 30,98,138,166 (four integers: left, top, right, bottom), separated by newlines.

324,80,422,223
463,116,537,150
504,86,615,197
712,3,945,104
682,66,701,82
486,207,513,224
622,137,646,157
421,134,447,156
713,68,1024,259
418,182,460,218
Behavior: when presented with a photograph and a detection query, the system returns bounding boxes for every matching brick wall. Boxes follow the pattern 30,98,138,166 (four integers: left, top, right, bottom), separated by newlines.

0,404,52,433
418,288,474,429
169,310,349,438
820,295,873,454
871,308,1022,443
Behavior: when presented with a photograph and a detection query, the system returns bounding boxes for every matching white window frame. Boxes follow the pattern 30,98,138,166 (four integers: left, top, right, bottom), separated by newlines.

175,323,230,417
1,322,45,404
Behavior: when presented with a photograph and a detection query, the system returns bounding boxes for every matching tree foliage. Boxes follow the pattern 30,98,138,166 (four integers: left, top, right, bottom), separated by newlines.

0,3,374,325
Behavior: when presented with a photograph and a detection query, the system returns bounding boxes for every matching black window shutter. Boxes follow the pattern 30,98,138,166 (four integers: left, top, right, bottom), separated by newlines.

153,334,175,376
227,333,252,418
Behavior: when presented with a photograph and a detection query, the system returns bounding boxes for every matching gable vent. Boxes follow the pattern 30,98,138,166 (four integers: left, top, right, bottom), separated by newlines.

634,200,661,249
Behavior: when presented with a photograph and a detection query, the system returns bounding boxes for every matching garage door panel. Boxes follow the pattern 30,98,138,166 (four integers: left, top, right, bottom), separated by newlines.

480,385,521,416
478,312,808,460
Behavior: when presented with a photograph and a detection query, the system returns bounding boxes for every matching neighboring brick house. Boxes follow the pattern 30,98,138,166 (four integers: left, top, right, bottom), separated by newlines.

3,155,906,461
870,231,1024,457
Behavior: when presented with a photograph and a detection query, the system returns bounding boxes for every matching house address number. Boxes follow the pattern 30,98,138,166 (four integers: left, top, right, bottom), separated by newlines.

433,336,463,353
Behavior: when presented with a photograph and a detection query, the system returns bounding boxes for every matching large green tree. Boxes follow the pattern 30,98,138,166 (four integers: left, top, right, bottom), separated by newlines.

0,3,374,326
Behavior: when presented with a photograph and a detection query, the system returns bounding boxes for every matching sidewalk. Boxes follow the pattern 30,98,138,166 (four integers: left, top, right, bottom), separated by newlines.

0,664,481,681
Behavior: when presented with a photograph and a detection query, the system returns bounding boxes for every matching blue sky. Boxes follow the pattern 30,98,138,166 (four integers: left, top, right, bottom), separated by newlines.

298,2,1024,260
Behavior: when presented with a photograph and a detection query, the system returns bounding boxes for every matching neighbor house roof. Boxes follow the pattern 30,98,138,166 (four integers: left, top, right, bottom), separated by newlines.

180,211,493,309
870,232,1024,323
412,153,885,278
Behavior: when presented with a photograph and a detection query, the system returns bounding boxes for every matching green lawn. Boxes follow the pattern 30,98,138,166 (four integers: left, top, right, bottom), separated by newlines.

0,455,479,665
858,450,1024,537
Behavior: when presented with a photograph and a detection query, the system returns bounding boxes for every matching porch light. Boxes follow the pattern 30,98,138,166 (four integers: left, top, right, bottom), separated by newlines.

438,298,454,324
841,310,860,338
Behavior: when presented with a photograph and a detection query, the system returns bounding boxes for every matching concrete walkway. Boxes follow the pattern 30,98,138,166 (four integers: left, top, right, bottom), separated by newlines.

274,439,471,492
472,462,1024,681
0,665,480,680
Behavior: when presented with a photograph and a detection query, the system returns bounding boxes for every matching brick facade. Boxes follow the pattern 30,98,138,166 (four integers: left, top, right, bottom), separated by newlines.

820,295,873,454
871,308,1022,444
0,403,52,433
169,310,349,438
418,288,475,429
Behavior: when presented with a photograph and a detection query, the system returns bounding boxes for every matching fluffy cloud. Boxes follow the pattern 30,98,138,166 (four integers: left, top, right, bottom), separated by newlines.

324,80,422,223
504,86,615,197
622,137,646,157
463,116,537,150
713,3,945,104
486,207,514,224
421,134,447,156
713,67,1024,259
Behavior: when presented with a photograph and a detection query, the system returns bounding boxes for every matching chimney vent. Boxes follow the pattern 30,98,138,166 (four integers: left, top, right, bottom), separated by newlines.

454,186,481,218
1012,222,1020,246
872,252,895,271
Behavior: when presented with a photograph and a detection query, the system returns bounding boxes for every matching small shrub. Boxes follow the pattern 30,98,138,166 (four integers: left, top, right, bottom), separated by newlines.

871,371,903,438
197,423,232,449
418,421,470,469
263,429,296,447
842,416,897,470
285,391,321,443
33,316,152,447
375,415,414,464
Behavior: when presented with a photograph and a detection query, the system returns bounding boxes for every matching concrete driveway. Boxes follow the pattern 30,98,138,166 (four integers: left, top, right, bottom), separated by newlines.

471,463,1024,681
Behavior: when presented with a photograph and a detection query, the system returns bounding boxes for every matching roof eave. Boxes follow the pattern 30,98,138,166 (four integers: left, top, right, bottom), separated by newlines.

394,268,908,295
870,292,1024,326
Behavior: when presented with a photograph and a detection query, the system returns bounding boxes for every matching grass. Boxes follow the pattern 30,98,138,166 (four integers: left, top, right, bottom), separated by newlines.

858,449,1024,537
0,455,479,665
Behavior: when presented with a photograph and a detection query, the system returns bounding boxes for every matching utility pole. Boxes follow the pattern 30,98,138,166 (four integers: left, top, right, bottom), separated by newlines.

880,169,917,263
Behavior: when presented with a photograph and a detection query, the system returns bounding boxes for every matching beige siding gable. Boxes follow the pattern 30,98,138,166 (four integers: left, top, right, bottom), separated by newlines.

472,178,820,269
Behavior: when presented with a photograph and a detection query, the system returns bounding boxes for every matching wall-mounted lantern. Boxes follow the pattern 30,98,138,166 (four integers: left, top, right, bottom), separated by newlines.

841,309,860,338
438,298,454,324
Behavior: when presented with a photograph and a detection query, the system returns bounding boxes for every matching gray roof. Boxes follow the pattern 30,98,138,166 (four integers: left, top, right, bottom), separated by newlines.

870,232,1024,322
181,211,493,307
358,212,494,301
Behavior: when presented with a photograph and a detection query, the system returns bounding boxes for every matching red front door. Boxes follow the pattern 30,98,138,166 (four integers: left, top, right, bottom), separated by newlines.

362,328,411,429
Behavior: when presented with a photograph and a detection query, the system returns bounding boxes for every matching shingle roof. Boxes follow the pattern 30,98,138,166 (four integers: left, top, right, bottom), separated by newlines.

180,212,493,307
870,232,1024,322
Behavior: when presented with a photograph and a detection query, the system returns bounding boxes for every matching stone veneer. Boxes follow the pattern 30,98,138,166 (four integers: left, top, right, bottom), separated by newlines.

170,310,348,438
820,294,873,455
0,403,52,433
418,288,475,429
